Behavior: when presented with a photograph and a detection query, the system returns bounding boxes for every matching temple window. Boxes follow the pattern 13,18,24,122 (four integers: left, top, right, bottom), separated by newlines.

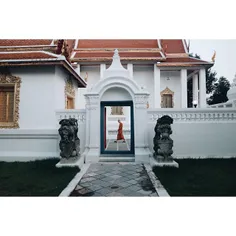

111,106,124,115
161,87,174,108
66,96,75,109
0,73,21,128
65,78,75,109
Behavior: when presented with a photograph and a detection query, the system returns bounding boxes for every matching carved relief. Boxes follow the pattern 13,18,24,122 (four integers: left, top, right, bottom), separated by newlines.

111,106,123,115
0,73,21,129
65,77,75,109
148,111,236,123
160,87,174,108
135,94,149,109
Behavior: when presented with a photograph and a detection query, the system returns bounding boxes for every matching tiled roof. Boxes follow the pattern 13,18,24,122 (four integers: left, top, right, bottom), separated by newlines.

0,52,57,60
72,51,164,62
160,39,187,53
0,40,53,47
164,57,210,64
77,40,159,49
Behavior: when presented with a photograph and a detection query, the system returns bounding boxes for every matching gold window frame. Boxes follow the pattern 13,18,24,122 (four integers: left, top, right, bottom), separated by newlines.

160,87,174,108
0,73,21,128
65,78,75,109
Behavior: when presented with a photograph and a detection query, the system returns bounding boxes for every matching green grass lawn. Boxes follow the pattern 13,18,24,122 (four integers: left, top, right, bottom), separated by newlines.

153,159,236,196
0,159,79,196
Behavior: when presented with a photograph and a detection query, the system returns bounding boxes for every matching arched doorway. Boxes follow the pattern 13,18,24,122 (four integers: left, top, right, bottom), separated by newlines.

100,93,135,156
83,49,150,163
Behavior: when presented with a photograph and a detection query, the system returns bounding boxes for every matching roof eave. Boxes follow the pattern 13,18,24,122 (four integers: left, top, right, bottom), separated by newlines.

0,58,86,88
71,57,165,62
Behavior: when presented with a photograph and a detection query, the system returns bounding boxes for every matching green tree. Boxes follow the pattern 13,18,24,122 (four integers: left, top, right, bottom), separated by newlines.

207,76,230,105
187,53,218,107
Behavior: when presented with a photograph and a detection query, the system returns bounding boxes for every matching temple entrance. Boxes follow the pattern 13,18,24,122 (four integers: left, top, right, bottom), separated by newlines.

100,100,134,156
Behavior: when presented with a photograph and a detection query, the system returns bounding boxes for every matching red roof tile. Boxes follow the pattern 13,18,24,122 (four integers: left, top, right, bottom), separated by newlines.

0,52,57,60
73,51,163,58
77,40,158,49
0,40,53,47
161,40,186,53
165,57,210,63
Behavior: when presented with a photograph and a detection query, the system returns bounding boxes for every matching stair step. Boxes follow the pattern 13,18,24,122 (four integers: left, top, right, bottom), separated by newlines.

99,156,135,162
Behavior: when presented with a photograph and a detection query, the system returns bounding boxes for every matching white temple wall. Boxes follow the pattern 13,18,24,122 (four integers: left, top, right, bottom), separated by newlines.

160,70,181,108
133,65,154,107
0,66,81,162
10,66,57,129
55,65,79,109
78,65,100,109
147,109,236,158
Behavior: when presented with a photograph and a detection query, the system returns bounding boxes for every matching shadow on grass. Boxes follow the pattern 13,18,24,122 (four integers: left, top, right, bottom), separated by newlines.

153,159,236,196
0,159,79,196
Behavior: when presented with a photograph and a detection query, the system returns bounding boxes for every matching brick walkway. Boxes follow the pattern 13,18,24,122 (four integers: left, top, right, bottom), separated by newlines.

70,163,158,197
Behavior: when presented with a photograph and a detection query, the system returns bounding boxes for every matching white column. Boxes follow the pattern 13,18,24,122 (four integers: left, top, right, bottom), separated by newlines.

192,73,199,107
134,94,151,163
100,64,106,79
199,68,207,108
181,69,188,108
127,63,133,79
75,64,80,75
84,95,100,163
154,65,161,108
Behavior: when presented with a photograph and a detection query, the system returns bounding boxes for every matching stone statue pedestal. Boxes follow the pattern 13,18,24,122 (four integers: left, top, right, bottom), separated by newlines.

56,155,84,169
152,115,179,168
149,155,179,168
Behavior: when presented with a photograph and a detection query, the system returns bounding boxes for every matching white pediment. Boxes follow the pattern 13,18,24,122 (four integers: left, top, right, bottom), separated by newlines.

103,49,130,79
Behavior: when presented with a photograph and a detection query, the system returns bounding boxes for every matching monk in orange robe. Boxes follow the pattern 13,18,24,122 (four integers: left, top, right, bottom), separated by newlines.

115,119,125,143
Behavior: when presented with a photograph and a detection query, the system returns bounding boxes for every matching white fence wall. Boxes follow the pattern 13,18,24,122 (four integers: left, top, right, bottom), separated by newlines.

208,101,235,108
0,129,59,162
147,108,236,158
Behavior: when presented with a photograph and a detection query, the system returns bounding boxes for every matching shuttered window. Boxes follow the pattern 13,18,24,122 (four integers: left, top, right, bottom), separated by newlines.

162,94,173,108
0,86,15,122
66,96,74,109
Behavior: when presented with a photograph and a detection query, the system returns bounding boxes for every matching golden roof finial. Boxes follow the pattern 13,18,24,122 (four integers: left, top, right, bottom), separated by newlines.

212,50,216,63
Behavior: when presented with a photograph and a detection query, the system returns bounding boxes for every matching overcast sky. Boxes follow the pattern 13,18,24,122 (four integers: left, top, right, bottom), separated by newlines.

189,40,236,83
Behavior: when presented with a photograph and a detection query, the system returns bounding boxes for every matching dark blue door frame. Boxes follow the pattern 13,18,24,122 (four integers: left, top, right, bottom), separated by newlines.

100,101,135,155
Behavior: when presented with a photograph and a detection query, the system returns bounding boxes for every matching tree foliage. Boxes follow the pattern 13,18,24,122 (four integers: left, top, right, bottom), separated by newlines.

207,76,231,105
187,52,230,107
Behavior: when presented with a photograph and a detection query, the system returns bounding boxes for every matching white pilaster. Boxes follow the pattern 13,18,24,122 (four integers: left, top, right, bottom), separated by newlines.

192,73,199,107
134,94,151,163
100,64,106,79
199,68,207,108
154,65,161,108
75,64,80,75
127,63,133,79
181,69,188,108
83,95,100,163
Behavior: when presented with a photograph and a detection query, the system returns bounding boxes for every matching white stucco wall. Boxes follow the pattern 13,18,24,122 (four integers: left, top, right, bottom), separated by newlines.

147,108,236,158
0,65,80,161
9,66,79,130
78,65,100,109
10,66,57,129
133,65,154,108
55,65,79,109
160,70,181,108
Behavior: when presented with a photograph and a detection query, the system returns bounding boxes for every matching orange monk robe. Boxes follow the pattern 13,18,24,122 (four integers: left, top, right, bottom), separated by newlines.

117,122,125,140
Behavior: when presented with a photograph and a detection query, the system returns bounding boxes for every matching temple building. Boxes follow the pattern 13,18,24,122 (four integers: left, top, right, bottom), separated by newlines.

69,40,214,110
1,39,235,164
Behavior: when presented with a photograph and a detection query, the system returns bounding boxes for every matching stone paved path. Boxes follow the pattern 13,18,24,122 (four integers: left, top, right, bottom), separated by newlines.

70,163,158,197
